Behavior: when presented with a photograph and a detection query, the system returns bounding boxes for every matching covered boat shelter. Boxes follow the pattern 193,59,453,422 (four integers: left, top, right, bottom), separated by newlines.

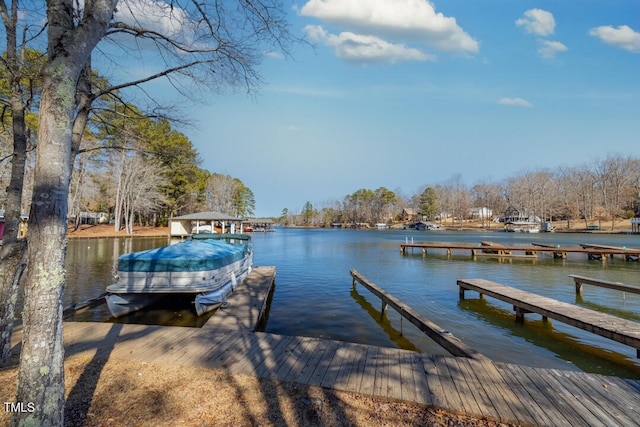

242,218,275,232
170,211,243,238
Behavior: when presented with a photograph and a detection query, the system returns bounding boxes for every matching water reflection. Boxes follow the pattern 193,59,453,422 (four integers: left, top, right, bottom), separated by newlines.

350,287,421,352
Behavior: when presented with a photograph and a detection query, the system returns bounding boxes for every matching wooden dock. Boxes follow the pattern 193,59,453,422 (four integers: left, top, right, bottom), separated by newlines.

457,278,640,358
569,274,640,297
401,241,640,261
350,269,485,360
9,267,640,426
29,321,634,426
201,266,275,330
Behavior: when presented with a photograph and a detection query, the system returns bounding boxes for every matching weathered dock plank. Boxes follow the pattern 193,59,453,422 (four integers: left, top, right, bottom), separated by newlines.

279,336,321,382
321,344,354,389
407,352,432,405
457,278,640,357
229,331,281,375
358,345,380,395
202,266,275,331
253,334,296,378
308,340,341,387
426,355,463,410
540,366,612,426
496,363,574,427
439,357,483,415
421,355,448,408
380,347,402,400
550,369,638,426
344,344,373,394
295,338,334,385
201,330,254,369
331,343,361,390
466,358,522,422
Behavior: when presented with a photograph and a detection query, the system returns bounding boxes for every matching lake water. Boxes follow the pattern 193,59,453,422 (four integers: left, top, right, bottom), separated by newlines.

65,227,640,379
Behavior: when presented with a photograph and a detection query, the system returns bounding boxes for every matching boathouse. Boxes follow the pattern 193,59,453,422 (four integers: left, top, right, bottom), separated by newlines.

170,211,243,237
241,218,275,232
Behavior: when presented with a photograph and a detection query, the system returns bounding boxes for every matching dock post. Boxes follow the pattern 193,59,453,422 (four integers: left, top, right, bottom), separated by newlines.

574,279,583,296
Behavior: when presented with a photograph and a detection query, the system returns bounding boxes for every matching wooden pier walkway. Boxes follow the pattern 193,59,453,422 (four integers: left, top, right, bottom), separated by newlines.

201,266,276,330
10,267,640,426
47,322,640,426
569,274,640,297
457,278,640,358
401,241,640,261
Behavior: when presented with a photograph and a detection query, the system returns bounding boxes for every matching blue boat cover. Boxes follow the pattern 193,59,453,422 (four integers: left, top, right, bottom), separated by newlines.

117,239,250,272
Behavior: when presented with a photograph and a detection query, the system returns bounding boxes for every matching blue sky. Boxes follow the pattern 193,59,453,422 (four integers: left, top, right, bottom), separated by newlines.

117,0,640,217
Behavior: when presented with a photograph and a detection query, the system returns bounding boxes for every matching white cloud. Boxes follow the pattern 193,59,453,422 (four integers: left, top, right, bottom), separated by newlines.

589,25,640,52
115,0,189,38
264,51,284,59
498,98,533,108
538,40,568,58
516,9,555,37
306,25,435,65
299,0,478,54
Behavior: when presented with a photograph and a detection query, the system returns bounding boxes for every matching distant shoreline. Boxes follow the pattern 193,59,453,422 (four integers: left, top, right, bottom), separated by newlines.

64,221,637,239
66,224,169,239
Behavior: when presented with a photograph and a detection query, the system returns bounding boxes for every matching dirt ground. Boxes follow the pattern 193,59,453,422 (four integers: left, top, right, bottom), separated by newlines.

67,224,170,238
0,352,523,427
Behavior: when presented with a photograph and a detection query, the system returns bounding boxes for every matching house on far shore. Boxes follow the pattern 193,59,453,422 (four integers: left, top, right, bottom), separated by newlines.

170,211,243,238
401,208,418,221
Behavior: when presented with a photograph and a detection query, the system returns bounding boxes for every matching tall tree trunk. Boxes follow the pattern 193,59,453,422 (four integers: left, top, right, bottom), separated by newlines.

13,2,117,424
13,59,76,426
0,0,29,367
0,110,28,366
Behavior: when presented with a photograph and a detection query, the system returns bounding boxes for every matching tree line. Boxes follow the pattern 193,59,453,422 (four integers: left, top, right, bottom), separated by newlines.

284,155,640,231
0,57,256,234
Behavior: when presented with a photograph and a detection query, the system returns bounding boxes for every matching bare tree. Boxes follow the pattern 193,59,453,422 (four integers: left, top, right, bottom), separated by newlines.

206,173,240,214
593,154,633,230
8,1,297,424
111,149,165,233
471,180,503,228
